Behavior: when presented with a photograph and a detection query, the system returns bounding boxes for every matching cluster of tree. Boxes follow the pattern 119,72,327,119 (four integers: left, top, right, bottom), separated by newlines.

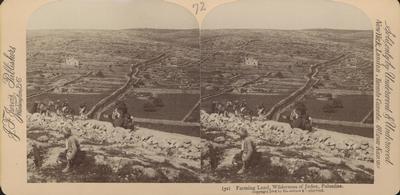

95,70,105,77
322,95,343,113
143,94,164,112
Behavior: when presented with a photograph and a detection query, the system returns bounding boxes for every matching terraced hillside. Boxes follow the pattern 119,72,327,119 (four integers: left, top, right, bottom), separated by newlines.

200,29,373,95
200,29,373,132
27,29,200,96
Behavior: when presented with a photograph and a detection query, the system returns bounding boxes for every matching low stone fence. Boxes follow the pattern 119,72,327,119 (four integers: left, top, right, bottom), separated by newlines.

201,111,373,162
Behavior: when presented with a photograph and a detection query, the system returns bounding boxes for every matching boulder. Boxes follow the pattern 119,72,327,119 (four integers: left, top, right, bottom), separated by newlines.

142,167,159,179
41,147,65,168
270,156,283,167
318,169,334,181
337,169,356,183
160,167,180,181
213,136,226,143
37,135,50,142
94,155,107,166
360,143,369,150
321,156,343,165
131,165,145,173
307,166,320,173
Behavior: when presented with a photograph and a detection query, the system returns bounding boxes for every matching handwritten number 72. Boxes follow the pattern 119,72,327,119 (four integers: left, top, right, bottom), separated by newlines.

193,1,206,15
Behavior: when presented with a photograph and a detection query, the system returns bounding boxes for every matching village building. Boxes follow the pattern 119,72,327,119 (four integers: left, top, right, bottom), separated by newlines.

165,57,179,67
65,56,80,68
243,56,258,67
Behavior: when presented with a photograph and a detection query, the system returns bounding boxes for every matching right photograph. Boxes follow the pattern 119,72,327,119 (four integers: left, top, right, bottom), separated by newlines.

200,0,374,183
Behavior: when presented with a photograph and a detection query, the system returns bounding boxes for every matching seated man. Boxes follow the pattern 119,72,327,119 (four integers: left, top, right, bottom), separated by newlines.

122,114,135,131
39,103,47,116
30,101,40,114
224,101,234,117
79,104,88,120
290,107,312,131
58,127,82,173
47,101,55,116
216,103,225,116
237,128,259,174
55,99,62,116
257,104,265,118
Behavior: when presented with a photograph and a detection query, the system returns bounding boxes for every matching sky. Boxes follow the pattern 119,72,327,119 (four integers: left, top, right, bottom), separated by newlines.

28,0,198,29
203,0,372,30
28,0,372,30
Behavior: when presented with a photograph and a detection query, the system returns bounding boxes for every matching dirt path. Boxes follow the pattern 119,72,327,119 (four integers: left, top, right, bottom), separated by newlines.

86,54,167,119
27,71,93,99
361,110,373,123
265,55,347,120
201,73,272,101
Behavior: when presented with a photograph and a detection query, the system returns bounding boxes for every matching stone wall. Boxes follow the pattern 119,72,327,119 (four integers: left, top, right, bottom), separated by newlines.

27,113,200,182
201,111,373,162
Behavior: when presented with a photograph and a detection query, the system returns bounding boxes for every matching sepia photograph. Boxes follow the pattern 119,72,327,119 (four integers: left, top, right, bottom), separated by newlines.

26,0,201,183
1,0,400,194
200,0,374,183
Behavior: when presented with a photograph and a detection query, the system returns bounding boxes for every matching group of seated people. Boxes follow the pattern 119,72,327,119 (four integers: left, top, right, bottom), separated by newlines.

30,99,78,118
210,99,313,131
210,99,257,120
31,99,136,130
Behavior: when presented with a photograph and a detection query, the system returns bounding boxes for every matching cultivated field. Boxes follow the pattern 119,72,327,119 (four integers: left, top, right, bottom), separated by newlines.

27,29,201,132
201,29,373,94
27,29,200,96
200,29,373,136
27,28,374,183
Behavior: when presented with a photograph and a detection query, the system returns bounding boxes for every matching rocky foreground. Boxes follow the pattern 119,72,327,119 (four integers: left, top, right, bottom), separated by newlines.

27,112,374,183
200,111,374,183
27,113,200,182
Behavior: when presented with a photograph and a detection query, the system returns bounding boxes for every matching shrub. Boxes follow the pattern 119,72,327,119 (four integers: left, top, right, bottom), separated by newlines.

322,103,335,113
331,98,343,108
95,70,105,77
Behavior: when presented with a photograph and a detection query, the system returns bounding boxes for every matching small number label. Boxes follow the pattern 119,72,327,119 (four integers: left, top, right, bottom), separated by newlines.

193,1,206,15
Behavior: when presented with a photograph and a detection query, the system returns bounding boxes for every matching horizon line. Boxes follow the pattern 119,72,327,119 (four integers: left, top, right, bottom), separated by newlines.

27,27,373,31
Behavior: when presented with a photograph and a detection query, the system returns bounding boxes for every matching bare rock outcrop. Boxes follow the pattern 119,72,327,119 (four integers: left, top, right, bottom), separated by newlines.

200,111,373,183
27,113,200,182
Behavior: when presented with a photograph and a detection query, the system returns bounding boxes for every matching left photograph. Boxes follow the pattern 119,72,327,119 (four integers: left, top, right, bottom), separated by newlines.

26,0,201,182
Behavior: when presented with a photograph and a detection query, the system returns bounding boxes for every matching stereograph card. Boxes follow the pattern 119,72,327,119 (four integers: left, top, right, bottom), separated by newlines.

0,0,399,194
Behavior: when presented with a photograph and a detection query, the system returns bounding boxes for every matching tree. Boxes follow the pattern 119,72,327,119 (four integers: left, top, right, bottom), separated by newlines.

323,74,330,80
143,100,157,112
326,93,333,100
274,71,284,78
331,98,343,108
322,103,335,113
95,70,105,77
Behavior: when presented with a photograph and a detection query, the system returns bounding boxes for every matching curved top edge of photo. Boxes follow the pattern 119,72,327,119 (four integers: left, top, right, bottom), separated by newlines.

27,0,199,30
201,0,372,30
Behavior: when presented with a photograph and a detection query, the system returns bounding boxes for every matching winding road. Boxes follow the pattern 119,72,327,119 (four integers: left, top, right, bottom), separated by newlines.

265,54,347,120
86,54,167,119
